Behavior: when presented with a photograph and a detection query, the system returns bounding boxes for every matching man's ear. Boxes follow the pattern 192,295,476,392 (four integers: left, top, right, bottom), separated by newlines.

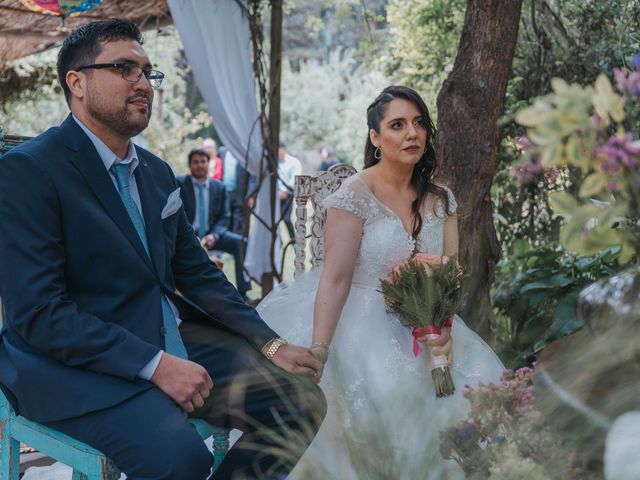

66,70,86,101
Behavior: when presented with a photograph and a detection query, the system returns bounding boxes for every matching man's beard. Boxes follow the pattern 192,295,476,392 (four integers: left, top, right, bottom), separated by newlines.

86,86,152,139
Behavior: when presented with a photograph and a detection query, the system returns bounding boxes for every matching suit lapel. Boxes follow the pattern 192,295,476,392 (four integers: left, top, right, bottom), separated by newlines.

135,154,166,280
182,177,196,223
61,116,153,271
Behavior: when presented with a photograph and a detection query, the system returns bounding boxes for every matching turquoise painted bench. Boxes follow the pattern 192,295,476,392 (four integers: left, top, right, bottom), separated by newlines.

0,387,230,480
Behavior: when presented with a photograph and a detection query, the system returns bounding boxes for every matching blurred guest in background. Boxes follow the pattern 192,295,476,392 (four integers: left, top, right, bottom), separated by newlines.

277,141,301,241
319,145,339,171
178,149,251,298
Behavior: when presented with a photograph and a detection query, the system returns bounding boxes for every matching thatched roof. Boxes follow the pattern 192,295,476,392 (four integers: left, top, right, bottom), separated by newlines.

0,0,172,64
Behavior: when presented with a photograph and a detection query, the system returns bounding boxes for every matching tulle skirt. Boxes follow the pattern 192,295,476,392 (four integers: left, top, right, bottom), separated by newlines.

258,270,506,480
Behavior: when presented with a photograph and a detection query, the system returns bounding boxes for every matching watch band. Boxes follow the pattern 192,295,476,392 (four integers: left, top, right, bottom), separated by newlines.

263,337,288,360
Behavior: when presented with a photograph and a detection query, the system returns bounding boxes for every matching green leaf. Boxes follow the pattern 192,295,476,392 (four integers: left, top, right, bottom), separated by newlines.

579,173,608,198
548,192,579,217
593,73,625,123
551,77,569,94
545,291,583,343
520,281,553,293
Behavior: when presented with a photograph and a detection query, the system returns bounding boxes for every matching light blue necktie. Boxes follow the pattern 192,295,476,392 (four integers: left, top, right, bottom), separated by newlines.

112,163,188,359
196,183,207,237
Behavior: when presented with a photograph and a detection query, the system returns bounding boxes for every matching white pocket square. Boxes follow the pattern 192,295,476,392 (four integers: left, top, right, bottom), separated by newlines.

161,188,182,219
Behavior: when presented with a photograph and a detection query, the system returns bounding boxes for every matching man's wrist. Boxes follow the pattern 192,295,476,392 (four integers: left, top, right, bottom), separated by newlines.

261,337,288,360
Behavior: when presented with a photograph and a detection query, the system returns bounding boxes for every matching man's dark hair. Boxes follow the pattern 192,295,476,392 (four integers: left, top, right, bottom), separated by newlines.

188,148,210,165
57,19,143,106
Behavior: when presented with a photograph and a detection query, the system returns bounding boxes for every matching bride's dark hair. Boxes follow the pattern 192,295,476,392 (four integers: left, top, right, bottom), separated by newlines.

364,85,451,239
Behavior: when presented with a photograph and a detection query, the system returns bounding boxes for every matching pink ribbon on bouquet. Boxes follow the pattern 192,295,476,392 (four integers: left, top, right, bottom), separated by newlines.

411,317,453,357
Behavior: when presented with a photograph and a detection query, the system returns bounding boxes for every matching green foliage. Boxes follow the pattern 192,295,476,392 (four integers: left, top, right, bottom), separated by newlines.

513,0,640,102
279,50,390,169
514,72,640,262
492,243,622,368
385,0,465,94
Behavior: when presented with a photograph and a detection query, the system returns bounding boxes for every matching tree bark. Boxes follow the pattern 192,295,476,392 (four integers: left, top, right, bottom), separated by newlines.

261,0,283,297
436,0,522,343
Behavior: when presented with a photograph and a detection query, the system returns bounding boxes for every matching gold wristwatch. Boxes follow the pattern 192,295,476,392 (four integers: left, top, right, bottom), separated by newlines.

263,337,288,360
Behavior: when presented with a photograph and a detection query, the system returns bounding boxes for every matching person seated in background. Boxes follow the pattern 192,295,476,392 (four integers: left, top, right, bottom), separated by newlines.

177,149,251,299
319,145,339,171
202,137,224,181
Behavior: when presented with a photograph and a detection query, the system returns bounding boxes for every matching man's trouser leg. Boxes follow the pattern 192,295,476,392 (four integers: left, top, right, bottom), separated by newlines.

182,323,327,480
45,388,213,480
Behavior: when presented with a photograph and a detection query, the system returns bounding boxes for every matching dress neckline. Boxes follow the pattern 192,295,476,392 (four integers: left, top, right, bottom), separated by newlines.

352,175,426,240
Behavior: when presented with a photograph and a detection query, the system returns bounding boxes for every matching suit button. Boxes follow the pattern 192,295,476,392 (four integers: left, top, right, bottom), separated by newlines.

160,326,167,336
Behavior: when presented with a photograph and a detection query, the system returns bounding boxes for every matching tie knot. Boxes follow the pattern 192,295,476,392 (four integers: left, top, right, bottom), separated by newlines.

196,182,206,190
112,163,130,191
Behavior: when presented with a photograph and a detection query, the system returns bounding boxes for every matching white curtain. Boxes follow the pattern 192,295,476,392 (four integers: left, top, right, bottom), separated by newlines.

168,0,280,282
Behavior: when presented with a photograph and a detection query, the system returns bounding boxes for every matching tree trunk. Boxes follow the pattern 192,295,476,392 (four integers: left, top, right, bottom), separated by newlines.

260,0,283,297
436,0,522,343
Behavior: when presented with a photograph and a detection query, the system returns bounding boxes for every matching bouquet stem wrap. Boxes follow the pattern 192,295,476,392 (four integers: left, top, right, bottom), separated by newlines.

412,319,455,397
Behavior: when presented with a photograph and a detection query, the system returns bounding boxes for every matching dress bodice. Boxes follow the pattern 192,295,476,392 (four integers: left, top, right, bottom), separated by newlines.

322,175,457,288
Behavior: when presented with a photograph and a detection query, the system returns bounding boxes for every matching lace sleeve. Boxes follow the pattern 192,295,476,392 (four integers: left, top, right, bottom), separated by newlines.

435,184,458,217
322,176,379,221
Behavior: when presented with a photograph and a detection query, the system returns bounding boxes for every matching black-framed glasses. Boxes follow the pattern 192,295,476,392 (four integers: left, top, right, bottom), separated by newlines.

76,62,165,88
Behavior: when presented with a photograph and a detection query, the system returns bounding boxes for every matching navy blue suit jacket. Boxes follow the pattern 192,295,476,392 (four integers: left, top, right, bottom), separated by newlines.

176,175,229,240
0,116,277,422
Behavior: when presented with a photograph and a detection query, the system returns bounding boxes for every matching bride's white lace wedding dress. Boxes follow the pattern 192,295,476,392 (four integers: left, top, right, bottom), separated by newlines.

257,175,505,479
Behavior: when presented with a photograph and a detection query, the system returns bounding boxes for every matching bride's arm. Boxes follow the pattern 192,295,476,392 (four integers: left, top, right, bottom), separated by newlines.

442,214,459,258
311,208,363,362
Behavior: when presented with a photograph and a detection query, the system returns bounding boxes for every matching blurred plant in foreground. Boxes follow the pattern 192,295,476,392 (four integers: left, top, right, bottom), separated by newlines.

439,367,592,479
514,54,640,263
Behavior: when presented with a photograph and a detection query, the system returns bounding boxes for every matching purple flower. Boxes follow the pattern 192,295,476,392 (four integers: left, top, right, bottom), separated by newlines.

613,68,640,98
595,133,640,174
459,421,478,442
633,52,640,71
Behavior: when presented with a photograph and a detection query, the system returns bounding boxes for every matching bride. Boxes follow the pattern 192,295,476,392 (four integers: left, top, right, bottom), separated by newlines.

257,85,505,479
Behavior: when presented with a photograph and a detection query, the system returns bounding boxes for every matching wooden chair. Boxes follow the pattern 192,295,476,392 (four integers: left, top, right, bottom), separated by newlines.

293,163,357,277
0,131,230,479
0,386,228,480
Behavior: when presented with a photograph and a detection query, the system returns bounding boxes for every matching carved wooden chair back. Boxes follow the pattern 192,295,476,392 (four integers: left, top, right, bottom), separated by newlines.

293,163,357,277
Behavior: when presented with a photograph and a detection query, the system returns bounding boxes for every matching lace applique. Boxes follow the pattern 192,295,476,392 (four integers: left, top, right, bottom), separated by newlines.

323,185,380,221
383,337,429,380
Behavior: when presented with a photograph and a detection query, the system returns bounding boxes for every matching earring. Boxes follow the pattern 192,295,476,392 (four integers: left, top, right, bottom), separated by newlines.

374,147,382,160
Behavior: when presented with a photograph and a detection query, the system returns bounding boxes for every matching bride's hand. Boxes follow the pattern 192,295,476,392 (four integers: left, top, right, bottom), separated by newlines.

309,344,329,381
271,344,323,383
416,327,452,358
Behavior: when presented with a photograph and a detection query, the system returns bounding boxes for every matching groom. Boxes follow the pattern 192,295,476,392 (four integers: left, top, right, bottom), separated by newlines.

0,19,325,480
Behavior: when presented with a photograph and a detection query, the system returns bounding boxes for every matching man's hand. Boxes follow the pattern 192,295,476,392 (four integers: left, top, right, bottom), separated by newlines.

150,353,214,413
269,344,323,383
202,234,216,249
